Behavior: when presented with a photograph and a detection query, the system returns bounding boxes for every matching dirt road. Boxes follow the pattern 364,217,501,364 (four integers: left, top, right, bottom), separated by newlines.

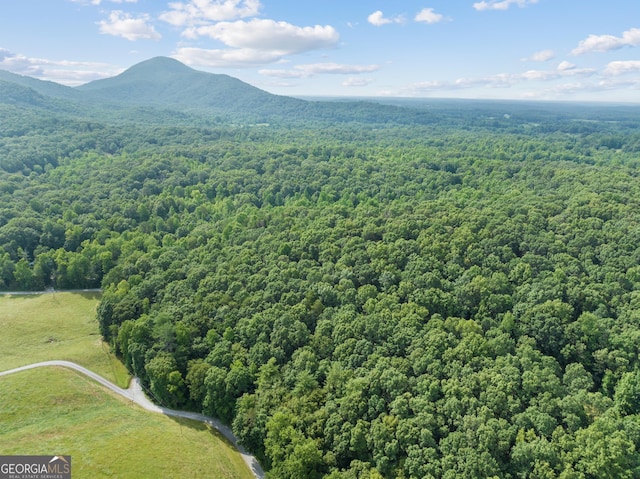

0,360,265,479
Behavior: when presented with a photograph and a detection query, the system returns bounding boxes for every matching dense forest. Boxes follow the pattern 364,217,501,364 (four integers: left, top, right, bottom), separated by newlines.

3,59,640,478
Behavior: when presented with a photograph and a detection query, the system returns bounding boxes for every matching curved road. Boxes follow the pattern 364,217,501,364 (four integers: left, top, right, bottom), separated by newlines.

0,360,265,479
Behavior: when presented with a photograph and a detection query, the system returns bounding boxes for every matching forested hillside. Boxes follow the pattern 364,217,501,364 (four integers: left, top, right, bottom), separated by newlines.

2,62,640,477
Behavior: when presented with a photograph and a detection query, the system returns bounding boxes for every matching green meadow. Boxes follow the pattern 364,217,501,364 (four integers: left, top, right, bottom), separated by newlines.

0,293,255,479
0,367,254,479
0,292,128,387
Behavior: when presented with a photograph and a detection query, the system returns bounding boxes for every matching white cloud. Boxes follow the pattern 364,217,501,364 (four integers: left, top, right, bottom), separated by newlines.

0,49,122,86
604,60,640,76
557,60,576,71
343,77,373,87
172,18,339,69
459,74,513,88
518,66,595,81
522,49,555,62
0,49,46,77
38,68,120,84
400,65,596,96
530,78,640,99
184,19,339,55
69,0,137,5
519,82,586,100
258,68,306,79
367,10,404,27
551,61,596,77
98,11,161,41
572,28,640,55
405,80,449,94
473,0,538,11
549,83,589,95
415,8,444,24
368,11,389,26
520,69,559,81
403,77,510,96
598,77,640,90
296,63,379,75
159,0,261,27
0,49,12,62
173,47,281,67
368,8,442,26
260,63,380,79
396,60,638,99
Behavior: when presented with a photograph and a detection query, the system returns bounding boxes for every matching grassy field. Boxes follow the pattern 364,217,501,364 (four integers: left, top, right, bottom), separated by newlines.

0,292,256,479
0,367,255,479
0,292,129,387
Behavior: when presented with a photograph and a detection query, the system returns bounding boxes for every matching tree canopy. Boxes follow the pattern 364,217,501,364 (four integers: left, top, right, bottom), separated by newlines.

2,94,640,478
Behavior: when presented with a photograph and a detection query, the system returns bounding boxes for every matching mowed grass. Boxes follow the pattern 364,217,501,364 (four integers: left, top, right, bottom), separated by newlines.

0,367,255,479
0,292,256,479
0,292,129,387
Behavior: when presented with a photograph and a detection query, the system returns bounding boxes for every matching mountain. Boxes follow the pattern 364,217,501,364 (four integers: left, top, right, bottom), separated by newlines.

2,57,638,130
0,69,82,101
0,79,93,119
77,56,305,118
76,57,438,124
0,57,436,125
0,79,50,107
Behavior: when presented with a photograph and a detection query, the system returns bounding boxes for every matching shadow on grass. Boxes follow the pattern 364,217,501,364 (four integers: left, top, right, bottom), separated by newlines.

168,415,232,443
70,290,102,300
164,415,265,478
0,289,102,299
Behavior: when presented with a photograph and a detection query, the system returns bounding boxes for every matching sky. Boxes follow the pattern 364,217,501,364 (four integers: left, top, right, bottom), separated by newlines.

1,0,640,102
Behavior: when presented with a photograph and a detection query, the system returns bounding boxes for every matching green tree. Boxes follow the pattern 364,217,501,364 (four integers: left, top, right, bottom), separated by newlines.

145,351,185,408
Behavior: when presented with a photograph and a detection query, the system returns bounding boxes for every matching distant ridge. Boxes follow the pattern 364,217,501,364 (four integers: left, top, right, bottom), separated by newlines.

77,56,305,115
0,79,49,107
0,56,438,125
0,69,81,101
0,78,87,116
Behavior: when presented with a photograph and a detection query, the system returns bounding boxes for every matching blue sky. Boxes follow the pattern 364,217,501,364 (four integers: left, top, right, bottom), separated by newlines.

1,0,639,102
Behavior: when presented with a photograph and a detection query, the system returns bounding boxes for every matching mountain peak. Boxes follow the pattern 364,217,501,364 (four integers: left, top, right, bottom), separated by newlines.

80,57,195,90
123,56,195,75
0,56,435,125
76,57,303,117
